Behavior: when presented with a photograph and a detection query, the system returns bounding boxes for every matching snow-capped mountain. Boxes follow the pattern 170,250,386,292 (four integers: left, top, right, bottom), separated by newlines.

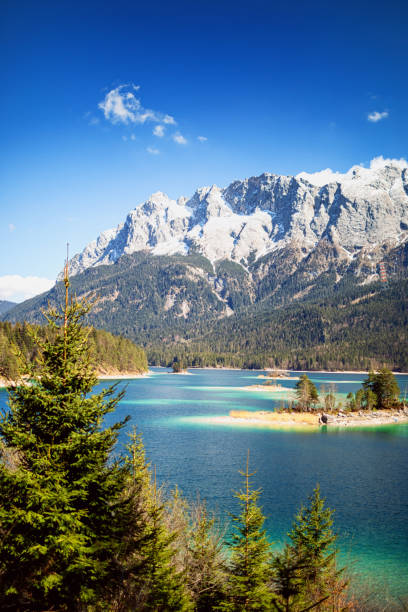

68,156,408,278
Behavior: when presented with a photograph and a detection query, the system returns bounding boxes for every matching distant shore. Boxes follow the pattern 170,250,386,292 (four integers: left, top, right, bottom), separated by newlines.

184,367,408,375
0,370,149,389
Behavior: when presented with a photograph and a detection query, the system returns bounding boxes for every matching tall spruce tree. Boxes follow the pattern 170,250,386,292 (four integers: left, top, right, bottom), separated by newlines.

220,451,273,611
0,265,139,609
287,486,345,608
108,429,191,611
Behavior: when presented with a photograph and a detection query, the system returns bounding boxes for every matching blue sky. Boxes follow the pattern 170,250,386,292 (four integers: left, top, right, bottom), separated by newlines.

1,0,407,301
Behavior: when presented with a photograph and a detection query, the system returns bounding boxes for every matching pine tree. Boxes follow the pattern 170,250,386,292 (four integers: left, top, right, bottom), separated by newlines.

187,499,227,611
363,368,400,409
295,375,319,412
220,451,273,611
111,430,191,611
287,486,345,608
0,266,140,609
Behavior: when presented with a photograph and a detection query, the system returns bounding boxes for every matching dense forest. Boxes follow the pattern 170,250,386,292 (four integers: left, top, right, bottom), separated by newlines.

0,320,148,381
148,279,408,371
3,251,408,372
0,296,391,611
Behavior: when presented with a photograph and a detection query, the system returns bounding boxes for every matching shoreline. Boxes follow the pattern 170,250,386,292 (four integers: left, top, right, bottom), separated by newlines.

241,384,296,394
0,370,150,388
223,409,408,429
168,367,408,375
97,369,150,380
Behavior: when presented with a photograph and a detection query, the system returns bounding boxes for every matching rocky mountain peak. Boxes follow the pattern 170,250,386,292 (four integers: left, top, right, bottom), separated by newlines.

67,158,408,278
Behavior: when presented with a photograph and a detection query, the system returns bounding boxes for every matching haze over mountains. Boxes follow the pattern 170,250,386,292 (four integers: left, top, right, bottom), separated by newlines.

4,157,408,371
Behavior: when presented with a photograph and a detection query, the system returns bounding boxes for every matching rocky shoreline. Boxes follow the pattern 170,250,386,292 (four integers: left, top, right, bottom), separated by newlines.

225,408,408,429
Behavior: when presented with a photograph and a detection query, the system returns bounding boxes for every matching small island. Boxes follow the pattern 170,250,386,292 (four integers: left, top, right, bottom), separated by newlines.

234,370,408,429
171,358,189,374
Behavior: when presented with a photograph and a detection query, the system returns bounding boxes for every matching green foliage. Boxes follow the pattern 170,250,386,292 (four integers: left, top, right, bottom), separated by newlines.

109,430,191,611
287,486,344,607
164,489,227,611
172,357,184,373
0,279,357,610
295,375,319,412
0,298,136,609
221,453,273,611
3,250,408,372
271,545,330,612
363,369,401,409
0,319,147,382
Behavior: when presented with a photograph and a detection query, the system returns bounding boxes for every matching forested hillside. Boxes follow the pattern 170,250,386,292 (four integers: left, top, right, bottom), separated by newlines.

148,279,408,371
3,250,407,372
0,320,148,381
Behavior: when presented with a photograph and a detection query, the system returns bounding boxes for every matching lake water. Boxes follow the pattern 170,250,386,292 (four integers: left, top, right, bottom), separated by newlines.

1,368,408,602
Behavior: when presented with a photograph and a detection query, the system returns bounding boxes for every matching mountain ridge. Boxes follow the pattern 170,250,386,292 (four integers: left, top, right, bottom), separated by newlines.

66,156,408,278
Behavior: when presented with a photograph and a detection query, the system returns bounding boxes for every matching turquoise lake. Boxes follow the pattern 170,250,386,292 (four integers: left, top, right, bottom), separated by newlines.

1,368,408,601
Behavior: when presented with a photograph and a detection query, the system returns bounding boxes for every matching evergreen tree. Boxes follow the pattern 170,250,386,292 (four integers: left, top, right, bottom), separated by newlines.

105,430,191,611
186,498,227,611
295,375,319,412
271,544,330,612
0,275,137,609
363,369,400,409
163,489,227,610
221,452,273,611
287,486,345,608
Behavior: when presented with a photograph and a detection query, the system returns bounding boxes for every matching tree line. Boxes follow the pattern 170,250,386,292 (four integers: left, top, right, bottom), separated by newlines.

0,319,147,382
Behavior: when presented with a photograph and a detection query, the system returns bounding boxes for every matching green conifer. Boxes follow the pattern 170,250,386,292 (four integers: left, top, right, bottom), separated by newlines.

106,429,192,611
287,486,345,608
363,368,400,409
221,451,273,611
0,277,136,609
295,375,319,412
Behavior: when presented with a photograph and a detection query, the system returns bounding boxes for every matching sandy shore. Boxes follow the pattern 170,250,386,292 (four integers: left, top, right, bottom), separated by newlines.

224,409,408,429
257,374,299,381
98,371,150,380
242,384,295,394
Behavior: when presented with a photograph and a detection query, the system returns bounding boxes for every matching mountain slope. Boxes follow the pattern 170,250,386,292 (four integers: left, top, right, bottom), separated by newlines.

0,301,17,316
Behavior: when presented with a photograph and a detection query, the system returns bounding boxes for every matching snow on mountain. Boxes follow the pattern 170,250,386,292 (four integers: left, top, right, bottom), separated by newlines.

68,157,408,277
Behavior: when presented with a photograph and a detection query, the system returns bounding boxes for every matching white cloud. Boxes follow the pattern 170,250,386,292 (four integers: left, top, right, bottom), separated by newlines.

147,146,160,155
367,110,389,123
369,156,408,170
99,84,176,126
0,275,54,303
130,134,136,140
173,132,188,145
163,115,176,125
297,156,408,186
153,125,165,138
197,135,208,142
9,224,15,232
297,168,347,186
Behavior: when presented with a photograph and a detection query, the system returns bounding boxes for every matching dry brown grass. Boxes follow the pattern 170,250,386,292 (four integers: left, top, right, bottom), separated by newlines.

229,410,320,427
